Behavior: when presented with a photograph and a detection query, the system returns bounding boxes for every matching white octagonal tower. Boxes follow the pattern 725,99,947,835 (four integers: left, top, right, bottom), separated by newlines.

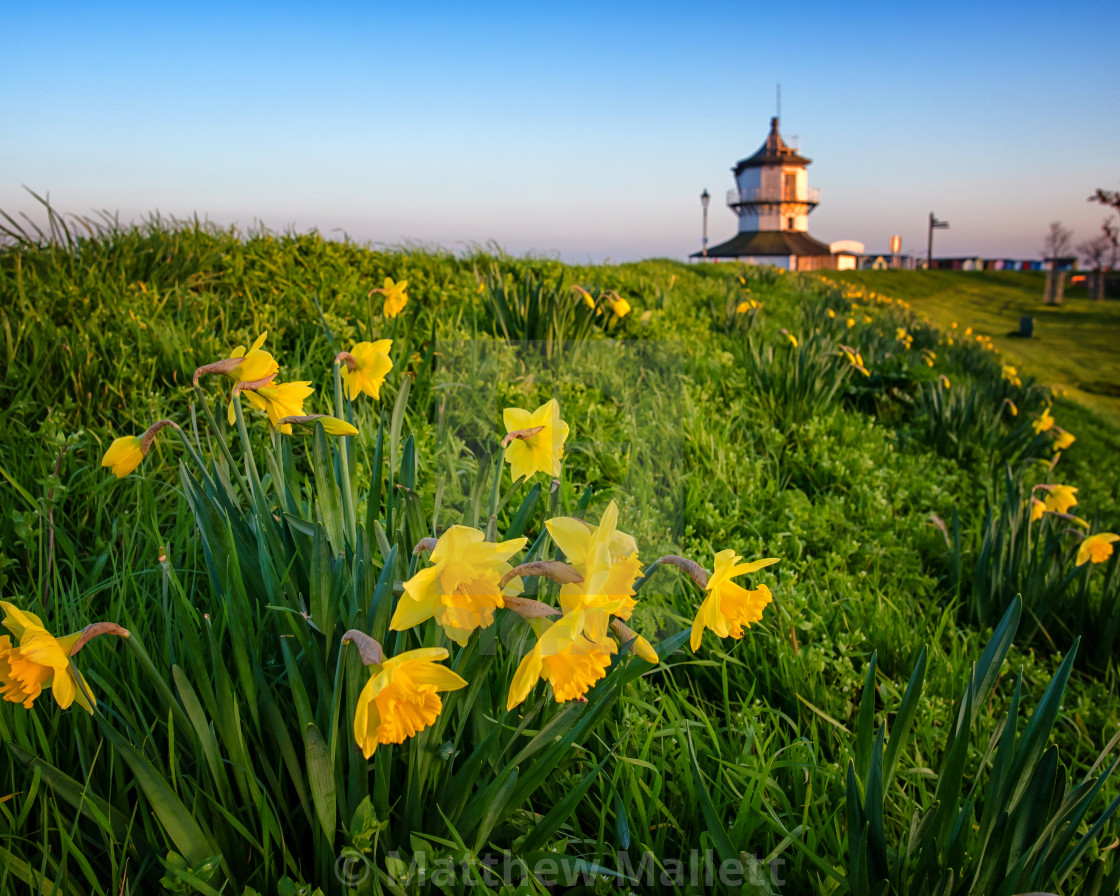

694,117,834,270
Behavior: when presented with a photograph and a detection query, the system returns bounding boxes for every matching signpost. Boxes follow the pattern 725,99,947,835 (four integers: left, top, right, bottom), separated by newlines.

927,213,949,269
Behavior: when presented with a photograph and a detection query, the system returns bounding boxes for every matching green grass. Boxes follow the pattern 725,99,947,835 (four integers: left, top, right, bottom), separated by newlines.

1,214,1119,894
821,270,1120,422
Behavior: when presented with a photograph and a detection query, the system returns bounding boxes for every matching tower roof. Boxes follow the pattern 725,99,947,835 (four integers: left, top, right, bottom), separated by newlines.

732,117,811,175
690,229,832,259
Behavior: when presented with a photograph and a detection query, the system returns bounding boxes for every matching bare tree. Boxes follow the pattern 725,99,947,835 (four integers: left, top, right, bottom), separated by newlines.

1103,217,1119,269
1042,221,1074,304
1088,187,1120,215
1079,231,1111,300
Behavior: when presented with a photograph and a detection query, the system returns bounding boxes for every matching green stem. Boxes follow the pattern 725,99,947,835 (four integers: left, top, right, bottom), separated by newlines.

124,634,191,732
191,384,248,494
327,639,347,760
231,393,268,518
485,445,506,541
334,362,357,544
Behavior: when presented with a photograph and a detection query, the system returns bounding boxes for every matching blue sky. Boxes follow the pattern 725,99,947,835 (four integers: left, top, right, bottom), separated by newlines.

4,1,1118,262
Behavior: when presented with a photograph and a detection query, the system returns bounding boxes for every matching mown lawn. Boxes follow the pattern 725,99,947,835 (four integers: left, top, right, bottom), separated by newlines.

1,218,1119,894
822,270,1120,422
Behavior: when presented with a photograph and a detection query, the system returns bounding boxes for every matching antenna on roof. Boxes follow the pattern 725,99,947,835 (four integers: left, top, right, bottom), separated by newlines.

776,83,781,120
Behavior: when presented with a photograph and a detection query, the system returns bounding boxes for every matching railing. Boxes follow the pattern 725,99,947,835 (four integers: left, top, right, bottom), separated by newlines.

727,187,820,206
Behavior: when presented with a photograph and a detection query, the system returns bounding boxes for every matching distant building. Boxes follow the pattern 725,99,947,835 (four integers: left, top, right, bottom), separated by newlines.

692,117,838,270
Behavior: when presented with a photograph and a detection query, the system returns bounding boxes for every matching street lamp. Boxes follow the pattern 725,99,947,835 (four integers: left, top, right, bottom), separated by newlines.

927,212,949,269
700,189,710,258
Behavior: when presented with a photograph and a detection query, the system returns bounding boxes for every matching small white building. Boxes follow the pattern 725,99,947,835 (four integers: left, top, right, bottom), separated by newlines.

693,117,835,270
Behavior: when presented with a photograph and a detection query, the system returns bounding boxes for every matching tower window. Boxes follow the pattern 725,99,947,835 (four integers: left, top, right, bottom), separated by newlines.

787,216,795,230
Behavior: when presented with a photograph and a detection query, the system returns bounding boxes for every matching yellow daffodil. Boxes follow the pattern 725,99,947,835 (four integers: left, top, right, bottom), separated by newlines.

1077,533,1120,567
782,330,798,348
547,501,642,640
100,420,177,478
234,381,314,433
1042,484,1078,514
101,436,144,478
573,285,596,310
605,292,631,318
1029,497,1045,522
371,277,408,318
353,647,467,759
392,526,527,646
1002,364,1022,388
939,375,951,390
228,332,280,384
0,602,94,712
1004,399,1019,417
507,613,616,710
840,348,869,377
276,415,359,437
338,340,393,401
690,550,779,651
1052,429,1075,450
503,398,569,482
737,299,761,313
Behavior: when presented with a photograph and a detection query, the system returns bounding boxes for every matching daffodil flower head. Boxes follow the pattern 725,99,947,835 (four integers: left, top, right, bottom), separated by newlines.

338,340,393,401
0,602,127,712
690,550,779,651
232,381,314,433
353,647,467,759
547,501,642,640
371,277,408,318
1077,532,1119,567
502,398,570,482
1042,484,1078,515
1033,407,1055,434
1029,497,1046,522
507,612,616,710
392,526,528,646
101,436,144,478
228,332,280,384
1052,428,1075,451
100,420,177,478
276,414,358,437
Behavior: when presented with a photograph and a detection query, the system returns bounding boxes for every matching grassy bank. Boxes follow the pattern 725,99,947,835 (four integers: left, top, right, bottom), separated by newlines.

1,218,1119,894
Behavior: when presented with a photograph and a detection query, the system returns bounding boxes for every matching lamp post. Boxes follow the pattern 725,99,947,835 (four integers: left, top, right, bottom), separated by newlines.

927,212,949,269
700,189,710,258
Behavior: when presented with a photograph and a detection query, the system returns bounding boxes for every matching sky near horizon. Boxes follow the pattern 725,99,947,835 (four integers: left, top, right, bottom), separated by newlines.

3,1,1119,263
